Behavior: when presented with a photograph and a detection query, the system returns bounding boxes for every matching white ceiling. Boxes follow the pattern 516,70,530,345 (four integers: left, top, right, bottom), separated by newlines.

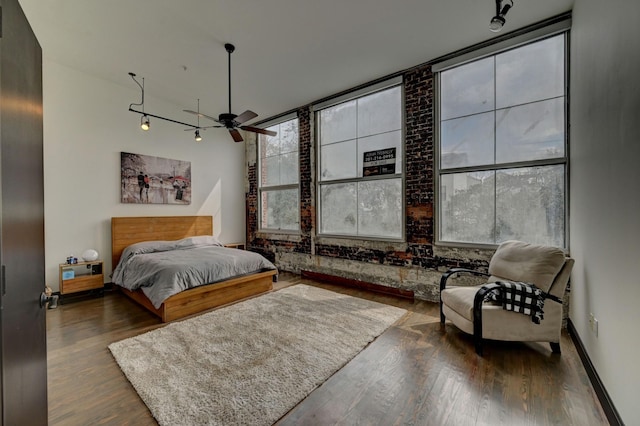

19,0,573,125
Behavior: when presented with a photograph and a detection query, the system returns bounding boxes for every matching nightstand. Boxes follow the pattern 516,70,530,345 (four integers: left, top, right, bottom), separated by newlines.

59,260,104,297
224,243,246,250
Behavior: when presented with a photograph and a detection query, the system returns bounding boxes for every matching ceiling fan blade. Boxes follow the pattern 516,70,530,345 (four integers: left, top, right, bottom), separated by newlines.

229,129,244,142
241,125,277,137
183,109,220,123
234,110,258,125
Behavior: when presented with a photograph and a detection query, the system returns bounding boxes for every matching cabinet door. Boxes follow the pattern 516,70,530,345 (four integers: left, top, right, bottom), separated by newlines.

0,0,47,424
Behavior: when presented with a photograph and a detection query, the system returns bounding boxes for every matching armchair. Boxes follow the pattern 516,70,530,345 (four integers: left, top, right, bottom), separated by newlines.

440,240,574,355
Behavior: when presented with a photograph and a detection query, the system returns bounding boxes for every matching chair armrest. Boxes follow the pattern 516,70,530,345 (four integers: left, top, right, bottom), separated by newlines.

473,285,495,356
440,268,490,293
439,268,489,326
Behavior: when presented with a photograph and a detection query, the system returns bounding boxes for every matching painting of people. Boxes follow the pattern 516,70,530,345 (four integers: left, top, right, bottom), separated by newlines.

120,152,191,204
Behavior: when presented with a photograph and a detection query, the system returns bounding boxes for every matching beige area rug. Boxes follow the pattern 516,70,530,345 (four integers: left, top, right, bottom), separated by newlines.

108,284,406,426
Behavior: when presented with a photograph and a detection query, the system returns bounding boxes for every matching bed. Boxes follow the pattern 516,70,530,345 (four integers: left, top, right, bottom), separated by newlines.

111,216,277,322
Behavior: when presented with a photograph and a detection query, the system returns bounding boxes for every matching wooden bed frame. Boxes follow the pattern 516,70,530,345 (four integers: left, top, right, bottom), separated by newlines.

111,216,276,322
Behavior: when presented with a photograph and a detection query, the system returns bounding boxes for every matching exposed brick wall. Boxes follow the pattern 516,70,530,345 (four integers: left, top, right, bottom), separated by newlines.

404,65,436,267
246,65,494,301
246,162,257,241
297,107,313,251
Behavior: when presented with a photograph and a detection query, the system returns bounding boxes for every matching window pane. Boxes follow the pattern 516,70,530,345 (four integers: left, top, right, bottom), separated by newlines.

358,179,402,238
320,100,357,145
279,152,299,185
261,189,299,230
263,133,280,157
496,166,564,247
357,131,402,177
357,86,402,137
320,140,357,181
260,118,299,188
496,35,564,108
441,112,495,169
320,183,357,235
440,171,495,244
262,156,280,186
441,56,494,120
279,120,299,154
496,98,565,163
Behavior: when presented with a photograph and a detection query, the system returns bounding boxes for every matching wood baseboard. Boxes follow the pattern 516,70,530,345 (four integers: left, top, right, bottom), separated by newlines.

567,319,623,426
301,270,414,299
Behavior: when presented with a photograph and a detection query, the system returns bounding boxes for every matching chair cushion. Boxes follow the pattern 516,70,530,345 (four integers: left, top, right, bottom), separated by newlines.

488,240,566,293
441,285,483,322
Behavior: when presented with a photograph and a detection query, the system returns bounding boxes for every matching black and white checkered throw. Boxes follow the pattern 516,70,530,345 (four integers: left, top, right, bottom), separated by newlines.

481,281,545,324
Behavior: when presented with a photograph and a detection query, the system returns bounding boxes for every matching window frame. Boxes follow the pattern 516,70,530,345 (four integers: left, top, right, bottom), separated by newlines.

434,28,570,249
314,78,406,241
257,113,301,234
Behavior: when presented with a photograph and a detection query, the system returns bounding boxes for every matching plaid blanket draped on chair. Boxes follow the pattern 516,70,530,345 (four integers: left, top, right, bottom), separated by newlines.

481,281,546,324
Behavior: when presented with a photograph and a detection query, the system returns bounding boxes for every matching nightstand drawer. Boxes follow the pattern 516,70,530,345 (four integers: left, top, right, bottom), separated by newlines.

61,274,103,294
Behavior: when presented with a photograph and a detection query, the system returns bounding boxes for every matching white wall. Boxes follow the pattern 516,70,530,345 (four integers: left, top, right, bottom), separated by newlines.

570,0,640,423
43,60,247,291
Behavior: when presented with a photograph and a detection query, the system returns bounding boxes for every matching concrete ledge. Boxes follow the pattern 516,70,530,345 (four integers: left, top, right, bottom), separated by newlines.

275,251,487,302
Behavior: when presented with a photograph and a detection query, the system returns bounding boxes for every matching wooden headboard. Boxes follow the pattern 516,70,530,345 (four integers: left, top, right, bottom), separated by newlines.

111,216,213,267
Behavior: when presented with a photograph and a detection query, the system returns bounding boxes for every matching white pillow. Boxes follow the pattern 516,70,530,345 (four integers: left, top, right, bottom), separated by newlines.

175,235,223,249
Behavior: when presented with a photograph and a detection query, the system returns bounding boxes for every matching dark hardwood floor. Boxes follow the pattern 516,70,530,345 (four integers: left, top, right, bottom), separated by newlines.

47,273,608,425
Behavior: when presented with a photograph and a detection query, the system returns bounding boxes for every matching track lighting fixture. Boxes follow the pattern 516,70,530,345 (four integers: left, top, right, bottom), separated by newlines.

141,115,150,131
192,99,204,142
128,72,203,136
489,0,513,33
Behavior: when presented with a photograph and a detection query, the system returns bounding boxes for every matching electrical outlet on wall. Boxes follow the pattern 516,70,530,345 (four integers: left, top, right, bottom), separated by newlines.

589,313,599,337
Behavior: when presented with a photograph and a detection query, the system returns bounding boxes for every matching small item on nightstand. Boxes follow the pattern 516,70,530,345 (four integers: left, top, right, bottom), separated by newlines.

61,268,74,280
82,249,99,262
66,255,78,264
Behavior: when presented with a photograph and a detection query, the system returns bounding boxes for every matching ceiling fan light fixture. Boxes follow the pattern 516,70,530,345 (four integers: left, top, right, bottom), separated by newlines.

195,129,202,142
141,115,150,131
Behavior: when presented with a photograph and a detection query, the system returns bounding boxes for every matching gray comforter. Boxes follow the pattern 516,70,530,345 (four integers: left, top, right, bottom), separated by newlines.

112,236,276,308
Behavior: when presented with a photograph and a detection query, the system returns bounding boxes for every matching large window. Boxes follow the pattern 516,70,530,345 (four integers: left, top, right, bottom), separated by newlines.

437,34,567,247
317,83,403,239
258,117,299,231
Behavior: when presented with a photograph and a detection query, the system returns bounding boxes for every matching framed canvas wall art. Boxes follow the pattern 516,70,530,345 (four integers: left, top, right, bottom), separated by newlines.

120,152,191,204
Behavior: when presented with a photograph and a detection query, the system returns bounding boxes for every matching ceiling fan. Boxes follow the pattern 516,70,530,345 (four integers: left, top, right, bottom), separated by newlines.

184,43,277,143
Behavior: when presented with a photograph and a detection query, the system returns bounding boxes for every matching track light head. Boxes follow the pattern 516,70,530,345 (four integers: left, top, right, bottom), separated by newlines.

489,14,506,32
490,0,513,33
195,129,202,142
141,115,150,131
